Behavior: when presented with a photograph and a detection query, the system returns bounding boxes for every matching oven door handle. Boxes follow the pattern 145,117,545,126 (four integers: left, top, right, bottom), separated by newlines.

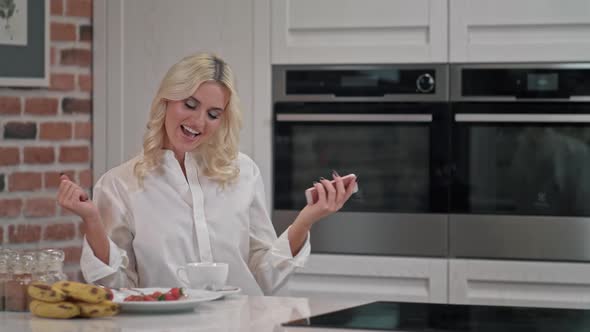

454,113,590,123
276,113,433,122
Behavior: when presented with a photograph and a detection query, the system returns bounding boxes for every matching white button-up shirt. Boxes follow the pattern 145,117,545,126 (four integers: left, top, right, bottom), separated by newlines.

80,151,310,296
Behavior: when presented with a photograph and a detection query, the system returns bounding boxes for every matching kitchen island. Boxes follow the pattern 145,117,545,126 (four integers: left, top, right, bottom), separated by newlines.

6,295,590,331
1,295,369,332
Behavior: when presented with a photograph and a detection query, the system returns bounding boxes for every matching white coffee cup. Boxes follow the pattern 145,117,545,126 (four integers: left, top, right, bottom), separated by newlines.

176,262,228,290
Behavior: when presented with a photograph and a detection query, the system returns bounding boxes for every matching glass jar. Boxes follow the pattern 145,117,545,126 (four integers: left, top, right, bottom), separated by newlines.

5,251,35,312
0,249,12,312
1,249,17,312
42,249,66,284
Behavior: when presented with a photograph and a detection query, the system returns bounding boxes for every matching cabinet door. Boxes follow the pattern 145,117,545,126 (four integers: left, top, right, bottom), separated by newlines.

450,259,590,309
288,254,448,303
272,0,447,64
450,0,590,62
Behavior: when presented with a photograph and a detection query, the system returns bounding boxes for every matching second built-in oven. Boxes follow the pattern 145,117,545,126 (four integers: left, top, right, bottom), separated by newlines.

272,64,450,257
450,64,590,261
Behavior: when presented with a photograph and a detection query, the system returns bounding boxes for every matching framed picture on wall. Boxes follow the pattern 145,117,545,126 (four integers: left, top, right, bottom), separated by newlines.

0,0,49,87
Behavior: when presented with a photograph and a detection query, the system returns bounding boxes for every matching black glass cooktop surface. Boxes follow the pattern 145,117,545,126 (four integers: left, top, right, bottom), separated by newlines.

282,301,590,331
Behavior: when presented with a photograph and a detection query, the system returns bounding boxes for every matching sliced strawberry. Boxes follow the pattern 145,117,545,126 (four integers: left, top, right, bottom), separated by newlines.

124,295,144,302
169,287,181,299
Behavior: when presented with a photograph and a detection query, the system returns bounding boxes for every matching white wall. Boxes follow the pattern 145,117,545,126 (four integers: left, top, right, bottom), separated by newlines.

94,0,273,207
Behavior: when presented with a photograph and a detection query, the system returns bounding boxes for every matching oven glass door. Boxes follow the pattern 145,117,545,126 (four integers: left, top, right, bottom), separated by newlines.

452,102,590,217
274,102,450,214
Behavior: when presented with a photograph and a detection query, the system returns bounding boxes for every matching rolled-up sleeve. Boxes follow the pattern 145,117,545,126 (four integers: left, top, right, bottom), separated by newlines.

80,175,139,288
247,169,310,295
81,236,128,281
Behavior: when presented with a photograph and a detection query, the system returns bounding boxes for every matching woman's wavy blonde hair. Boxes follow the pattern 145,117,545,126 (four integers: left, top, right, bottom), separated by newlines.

134,52,242,187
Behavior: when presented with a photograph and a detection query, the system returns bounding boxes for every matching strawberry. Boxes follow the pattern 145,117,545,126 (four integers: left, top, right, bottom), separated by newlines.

124,295,143,302
169,287,182,299
105,288,114,300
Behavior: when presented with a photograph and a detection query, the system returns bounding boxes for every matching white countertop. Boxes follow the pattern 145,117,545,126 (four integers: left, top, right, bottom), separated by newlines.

1,295,370,332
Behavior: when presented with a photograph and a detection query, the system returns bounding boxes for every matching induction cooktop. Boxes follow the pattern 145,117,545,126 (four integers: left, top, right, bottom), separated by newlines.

282,301,590,331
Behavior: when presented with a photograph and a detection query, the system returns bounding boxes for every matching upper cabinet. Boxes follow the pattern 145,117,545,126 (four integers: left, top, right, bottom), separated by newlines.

272,0,590,64
271,0,448,64
450,0,590,62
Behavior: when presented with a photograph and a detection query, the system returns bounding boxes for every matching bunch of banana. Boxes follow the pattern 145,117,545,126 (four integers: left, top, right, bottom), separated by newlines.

28,281,119,319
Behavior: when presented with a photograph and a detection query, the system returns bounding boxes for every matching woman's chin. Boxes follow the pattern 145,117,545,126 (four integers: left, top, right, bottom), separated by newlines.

178,142,204,154
175,132,203,148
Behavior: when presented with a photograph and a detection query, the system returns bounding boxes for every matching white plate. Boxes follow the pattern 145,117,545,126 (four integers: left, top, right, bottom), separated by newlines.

112,288,223,313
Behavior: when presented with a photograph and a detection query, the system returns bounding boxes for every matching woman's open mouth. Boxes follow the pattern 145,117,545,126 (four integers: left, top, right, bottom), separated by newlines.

181,124,201,139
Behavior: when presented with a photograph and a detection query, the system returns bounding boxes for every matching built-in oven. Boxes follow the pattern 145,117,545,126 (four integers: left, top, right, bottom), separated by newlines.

450,64,590,261
272,64,450,257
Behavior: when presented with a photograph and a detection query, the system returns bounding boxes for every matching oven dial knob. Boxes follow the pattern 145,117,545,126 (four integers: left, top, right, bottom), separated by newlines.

416,73,435,93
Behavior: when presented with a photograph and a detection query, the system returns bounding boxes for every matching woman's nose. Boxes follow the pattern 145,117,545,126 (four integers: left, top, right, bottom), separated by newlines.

191,107,208,124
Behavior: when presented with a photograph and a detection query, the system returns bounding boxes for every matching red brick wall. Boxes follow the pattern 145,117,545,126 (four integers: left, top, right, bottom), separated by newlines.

0,0,93,281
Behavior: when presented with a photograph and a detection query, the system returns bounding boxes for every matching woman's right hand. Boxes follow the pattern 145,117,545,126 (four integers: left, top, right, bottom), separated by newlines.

57,174,100,222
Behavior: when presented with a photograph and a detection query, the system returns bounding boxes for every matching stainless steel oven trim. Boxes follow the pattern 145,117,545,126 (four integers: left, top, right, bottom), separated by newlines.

273,210,448,257
450,63,590,102
276,113,433,122
273,64,449,103
450,96,590,102
455,113,590,123
450,214,590,262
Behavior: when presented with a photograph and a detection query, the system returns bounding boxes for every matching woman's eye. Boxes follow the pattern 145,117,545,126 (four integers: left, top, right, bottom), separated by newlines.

185,99,198,109
208,111,221,120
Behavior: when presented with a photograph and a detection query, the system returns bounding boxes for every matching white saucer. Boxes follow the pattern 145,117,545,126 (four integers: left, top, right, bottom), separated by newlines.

214,285,241,297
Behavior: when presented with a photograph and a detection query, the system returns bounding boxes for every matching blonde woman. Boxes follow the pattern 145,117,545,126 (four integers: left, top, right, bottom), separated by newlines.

56,53,357,295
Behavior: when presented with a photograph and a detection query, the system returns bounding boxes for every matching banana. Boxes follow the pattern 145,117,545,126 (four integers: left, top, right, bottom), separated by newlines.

28,282,67,303
77,300,120,318
52,281,113,304
29,281,120,319
29,300,80,319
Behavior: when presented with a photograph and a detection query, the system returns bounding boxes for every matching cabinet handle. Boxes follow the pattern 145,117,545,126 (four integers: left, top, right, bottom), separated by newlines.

454,113,590,123
276,113,432,122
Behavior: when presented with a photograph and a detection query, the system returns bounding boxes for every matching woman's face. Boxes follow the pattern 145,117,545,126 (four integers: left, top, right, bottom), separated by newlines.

163,81,230,159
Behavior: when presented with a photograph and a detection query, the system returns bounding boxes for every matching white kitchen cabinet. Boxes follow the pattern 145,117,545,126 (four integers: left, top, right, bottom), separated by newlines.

450,259,590,309
450,0,590,62
288,254,448,303
271,0,448,64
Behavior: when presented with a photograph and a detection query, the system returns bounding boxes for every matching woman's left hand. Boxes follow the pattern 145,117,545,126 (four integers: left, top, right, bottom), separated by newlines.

295,171,357,229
